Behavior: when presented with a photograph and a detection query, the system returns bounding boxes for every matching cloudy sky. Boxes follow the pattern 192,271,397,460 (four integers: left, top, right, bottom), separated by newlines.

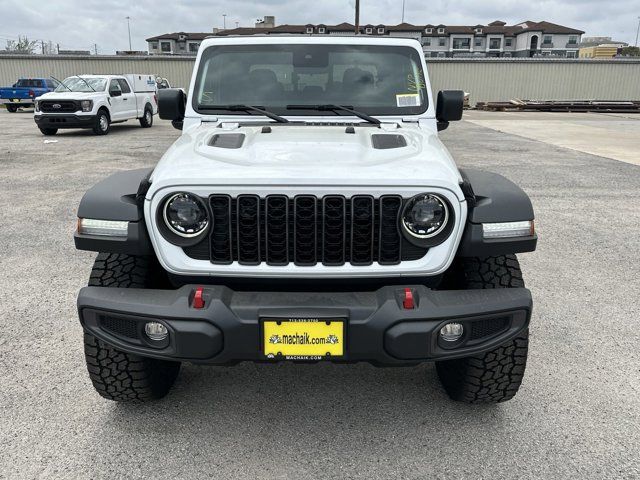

3,0,640,53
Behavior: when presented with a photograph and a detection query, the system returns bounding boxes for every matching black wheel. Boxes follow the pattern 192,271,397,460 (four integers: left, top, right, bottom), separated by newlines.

6,104,18,112
93,110,110,135
83,253,179,402
139,106,153,128
39,128,58,136
435,255,529,403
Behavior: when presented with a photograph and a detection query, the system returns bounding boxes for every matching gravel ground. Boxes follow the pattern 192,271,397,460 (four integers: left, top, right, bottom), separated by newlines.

0,110,638,479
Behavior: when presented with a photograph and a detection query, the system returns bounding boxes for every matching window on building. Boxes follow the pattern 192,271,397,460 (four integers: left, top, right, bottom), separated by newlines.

179,44,185,50
425,28,433,34
452,38,470,49
475,28,483,34
505,38,513,47
566,51,577,58
318,27,326,34
439,38,446,47
437,51,446,57
437,28,445,34
160,41,171,52
189,43,199,53
424,38,431,46
489,38,501,49
151,42,158,49
378,27,385,34
474,38,482,47
504,52,512,57
365,27,373,34
568,36,578,45
543,35,552,45
306,27,313,34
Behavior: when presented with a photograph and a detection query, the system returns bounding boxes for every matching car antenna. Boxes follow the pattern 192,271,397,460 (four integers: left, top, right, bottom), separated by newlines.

75,75,96,92
50,75,72,92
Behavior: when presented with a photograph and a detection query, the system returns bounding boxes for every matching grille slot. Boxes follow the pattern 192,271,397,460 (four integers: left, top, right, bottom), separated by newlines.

236,195,260,265
210,195,233,264
265,196,289,265
185,195,429,266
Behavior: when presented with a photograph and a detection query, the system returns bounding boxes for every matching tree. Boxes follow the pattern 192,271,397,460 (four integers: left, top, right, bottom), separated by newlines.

5,36,38,54
619,46,640,57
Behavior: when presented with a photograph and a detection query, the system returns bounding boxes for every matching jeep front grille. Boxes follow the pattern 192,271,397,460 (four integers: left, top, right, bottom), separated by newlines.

183,195,429,266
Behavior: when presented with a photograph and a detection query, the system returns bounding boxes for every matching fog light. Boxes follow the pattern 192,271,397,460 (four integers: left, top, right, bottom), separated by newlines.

145,322,168,341
439,322,464,342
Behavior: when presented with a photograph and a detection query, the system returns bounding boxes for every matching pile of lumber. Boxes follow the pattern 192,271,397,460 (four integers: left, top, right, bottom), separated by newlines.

475,99,640,113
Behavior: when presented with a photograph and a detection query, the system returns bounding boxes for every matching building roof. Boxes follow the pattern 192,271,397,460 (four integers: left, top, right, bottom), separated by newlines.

146,20,584,42
146,32,212,41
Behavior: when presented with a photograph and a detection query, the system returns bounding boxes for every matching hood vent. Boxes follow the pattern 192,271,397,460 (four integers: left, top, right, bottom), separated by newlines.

371,134,407,150
208,133,245,149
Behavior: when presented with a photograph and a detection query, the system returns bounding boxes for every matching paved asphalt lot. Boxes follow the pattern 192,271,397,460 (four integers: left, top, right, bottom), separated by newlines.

0,110,638,479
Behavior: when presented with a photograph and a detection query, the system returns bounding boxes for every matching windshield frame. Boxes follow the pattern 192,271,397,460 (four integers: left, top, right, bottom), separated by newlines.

191,43,430,118
55,77,108,93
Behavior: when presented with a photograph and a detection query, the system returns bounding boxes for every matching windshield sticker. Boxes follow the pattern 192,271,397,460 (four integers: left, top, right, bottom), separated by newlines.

407,73,426,91
396,94,421,108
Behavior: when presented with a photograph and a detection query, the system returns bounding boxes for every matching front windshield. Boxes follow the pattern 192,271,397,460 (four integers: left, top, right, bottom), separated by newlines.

55,77,107,92
193,44,428,116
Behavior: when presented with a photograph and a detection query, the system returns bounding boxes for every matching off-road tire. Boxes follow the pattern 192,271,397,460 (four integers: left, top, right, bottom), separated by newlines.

139,106,153,128
84,253,180,402
436,255,529,403
39,128,58,136
93,109,110,135
6,104,18,112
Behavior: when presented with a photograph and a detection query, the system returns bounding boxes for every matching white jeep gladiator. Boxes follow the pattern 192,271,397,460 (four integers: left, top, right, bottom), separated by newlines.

34,74,158,136
74,37,537,403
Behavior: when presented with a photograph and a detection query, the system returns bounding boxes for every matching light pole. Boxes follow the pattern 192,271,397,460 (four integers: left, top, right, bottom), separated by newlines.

355,0,360,34
223,14,227,30
125,16,132,51
402,0,406,23
635,16,640,47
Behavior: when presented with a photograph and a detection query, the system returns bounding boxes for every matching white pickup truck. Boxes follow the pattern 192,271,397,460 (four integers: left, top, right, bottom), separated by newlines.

34,74,158,135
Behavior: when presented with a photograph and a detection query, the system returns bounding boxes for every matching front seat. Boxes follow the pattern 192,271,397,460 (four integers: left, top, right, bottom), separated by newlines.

246,69,284,104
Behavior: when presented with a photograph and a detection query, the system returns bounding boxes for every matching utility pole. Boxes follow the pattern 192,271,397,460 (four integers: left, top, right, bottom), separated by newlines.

355,0,360,34
56,43,60,54
402,0,406,23
235,21,239,28
635,16,640,47
223,14,227,30
126,16,132,51
94,43,98,55
41,39,45,54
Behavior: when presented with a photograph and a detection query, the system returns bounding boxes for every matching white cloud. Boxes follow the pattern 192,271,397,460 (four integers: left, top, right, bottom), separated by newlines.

3,0,639,53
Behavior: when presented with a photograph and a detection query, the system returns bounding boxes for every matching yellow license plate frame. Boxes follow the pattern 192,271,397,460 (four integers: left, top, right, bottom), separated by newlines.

262,318,345,360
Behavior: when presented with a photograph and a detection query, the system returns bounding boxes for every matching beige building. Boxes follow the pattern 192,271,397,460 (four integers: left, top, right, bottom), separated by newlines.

579,45,620,58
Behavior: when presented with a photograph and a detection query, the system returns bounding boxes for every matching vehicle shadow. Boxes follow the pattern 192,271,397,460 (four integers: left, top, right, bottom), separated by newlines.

49,124,146,137
101,362,502,447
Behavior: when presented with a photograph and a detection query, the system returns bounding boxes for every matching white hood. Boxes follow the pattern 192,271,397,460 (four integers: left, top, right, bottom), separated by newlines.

148,122,464,199
36,91,103,100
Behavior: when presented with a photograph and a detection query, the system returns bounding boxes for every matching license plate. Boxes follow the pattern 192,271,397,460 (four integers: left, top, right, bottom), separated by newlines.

11,99,20,103
262,318,345,360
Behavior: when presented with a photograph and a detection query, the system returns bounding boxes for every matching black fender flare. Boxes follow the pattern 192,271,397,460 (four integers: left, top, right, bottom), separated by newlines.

74,168,153,255
457,168,537,257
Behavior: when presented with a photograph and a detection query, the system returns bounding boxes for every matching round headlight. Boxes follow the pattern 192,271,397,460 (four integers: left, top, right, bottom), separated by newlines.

163,193,208,237
402,194,449,238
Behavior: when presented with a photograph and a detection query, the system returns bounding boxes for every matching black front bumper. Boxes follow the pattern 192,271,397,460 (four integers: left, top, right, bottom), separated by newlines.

34,114,96,129
78,285,532,366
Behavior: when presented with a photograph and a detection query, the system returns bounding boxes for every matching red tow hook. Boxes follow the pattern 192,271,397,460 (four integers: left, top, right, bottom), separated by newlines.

192,287,205,309
403,288,415,310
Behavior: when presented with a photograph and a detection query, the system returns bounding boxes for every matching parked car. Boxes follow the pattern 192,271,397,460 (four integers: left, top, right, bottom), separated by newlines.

0,78,58,112
74,37,537,404
34,74,158,135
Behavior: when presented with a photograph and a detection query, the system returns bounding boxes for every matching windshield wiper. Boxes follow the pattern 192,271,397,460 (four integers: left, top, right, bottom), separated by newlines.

197,104,289,123
286,104,381,125
75,75,96,92
50,75,72,92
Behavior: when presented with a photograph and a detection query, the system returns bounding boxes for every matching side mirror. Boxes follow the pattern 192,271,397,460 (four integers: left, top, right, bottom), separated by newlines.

436,90,464,131
110,89,122,97
158,88,186,130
